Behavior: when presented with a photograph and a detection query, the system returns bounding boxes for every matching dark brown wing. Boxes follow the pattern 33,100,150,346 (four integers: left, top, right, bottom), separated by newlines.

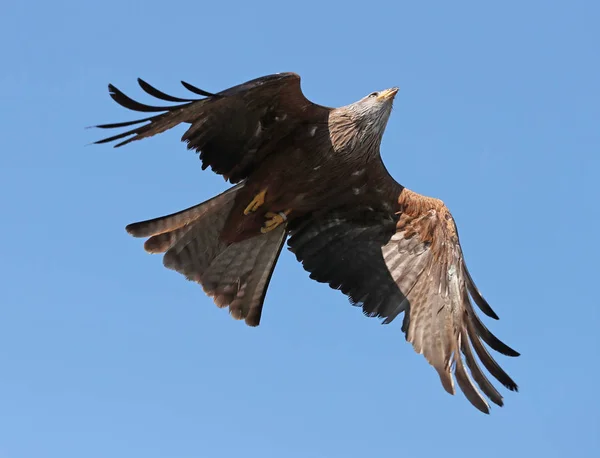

93,72,331,183
287,187,519,413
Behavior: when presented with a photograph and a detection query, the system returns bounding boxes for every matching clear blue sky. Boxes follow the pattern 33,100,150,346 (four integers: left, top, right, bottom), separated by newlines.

1,1,598,457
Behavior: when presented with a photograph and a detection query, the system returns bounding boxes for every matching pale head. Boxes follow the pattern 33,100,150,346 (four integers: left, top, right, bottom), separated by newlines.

348,87,398,132
346,86,398,141
329,86,398,156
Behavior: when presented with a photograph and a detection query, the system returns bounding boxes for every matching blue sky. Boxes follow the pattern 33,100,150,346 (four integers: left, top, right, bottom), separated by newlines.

1,1,598,457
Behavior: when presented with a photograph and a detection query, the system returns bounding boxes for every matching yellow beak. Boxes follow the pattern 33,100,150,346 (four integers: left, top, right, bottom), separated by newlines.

377,87,399,101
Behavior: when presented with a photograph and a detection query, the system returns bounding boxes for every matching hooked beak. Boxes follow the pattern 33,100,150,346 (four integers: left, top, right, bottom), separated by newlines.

377,87,399,101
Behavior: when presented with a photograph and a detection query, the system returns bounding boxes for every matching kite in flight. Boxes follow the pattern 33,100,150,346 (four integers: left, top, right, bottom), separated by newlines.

93,72,519,413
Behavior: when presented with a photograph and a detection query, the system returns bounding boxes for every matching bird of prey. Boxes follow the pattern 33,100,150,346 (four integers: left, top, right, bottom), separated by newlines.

93,72,519,413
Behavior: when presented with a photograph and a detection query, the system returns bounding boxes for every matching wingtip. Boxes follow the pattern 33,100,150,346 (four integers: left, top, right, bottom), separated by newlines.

180,80,219,97
504,347,521,358
438,370,456,396
125,222,143,237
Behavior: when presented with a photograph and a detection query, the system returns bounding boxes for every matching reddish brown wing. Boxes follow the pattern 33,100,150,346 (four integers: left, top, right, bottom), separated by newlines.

93,72,331,183
287,188,519,413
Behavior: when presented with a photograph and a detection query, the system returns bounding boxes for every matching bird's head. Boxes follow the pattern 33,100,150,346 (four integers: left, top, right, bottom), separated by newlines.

345,87,398,139
329,86,398,154
361,87,399,103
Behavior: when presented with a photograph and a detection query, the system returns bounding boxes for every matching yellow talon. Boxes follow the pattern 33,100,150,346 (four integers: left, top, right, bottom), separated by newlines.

261,210,291,233
243,189,267,215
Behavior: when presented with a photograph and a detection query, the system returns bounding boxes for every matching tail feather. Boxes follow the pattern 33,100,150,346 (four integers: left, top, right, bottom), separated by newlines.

231,233,286,325
144,225,194,254
197,227,286,325
126,184,243,238
127,183,285,326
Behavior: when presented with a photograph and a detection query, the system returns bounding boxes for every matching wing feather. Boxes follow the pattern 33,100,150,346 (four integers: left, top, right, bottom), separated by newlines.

288,187,519,412
181,80,219,97
107,83,176,112
461,325,504,406
454,332,490,413
93,72,331,183
466,318,519,391
464,263,500,319
137,78,196,102
467,302,520,357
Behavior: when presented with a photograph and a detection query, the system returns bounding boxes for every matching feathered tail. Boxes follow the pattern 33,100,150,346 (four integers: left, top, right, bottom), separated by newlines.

127,184,286,326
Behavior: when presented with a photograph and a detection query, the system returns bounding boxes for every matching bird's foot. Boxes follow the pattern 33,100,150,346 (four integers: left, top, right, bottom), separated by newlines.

243,189,267,215
261,210,291,233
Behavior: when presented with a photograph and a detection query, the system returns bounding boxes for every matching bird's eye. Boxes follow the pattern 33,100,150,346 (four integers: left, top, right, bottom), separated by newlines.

368,92,378,98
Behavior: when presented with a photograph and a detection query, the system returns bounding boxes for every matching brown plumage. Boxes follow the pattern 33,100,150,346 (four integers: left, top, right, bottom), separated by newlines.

93,72,519,413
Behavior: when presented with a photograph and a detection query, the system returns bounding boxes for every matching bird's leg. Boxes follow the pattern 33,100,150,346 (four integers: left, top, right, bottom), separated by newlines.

243,189,267,215
261,210,292,233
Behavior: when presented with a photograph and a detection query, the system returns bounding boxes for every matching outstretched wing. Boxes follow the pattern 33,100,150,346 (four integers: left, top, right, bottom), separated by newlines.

93,72,331,183
287,187,519,413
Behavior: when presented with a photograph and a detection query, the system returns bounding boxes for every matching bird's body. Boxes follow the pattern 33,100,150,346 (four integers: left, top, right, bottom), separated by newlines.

223,123,402,243
214,84,402,243
93,72,519,413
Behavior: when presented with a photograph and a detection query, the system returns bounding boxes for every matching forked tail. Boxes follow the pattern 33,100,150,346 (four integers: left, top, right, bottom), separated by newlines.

127,184,286,326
